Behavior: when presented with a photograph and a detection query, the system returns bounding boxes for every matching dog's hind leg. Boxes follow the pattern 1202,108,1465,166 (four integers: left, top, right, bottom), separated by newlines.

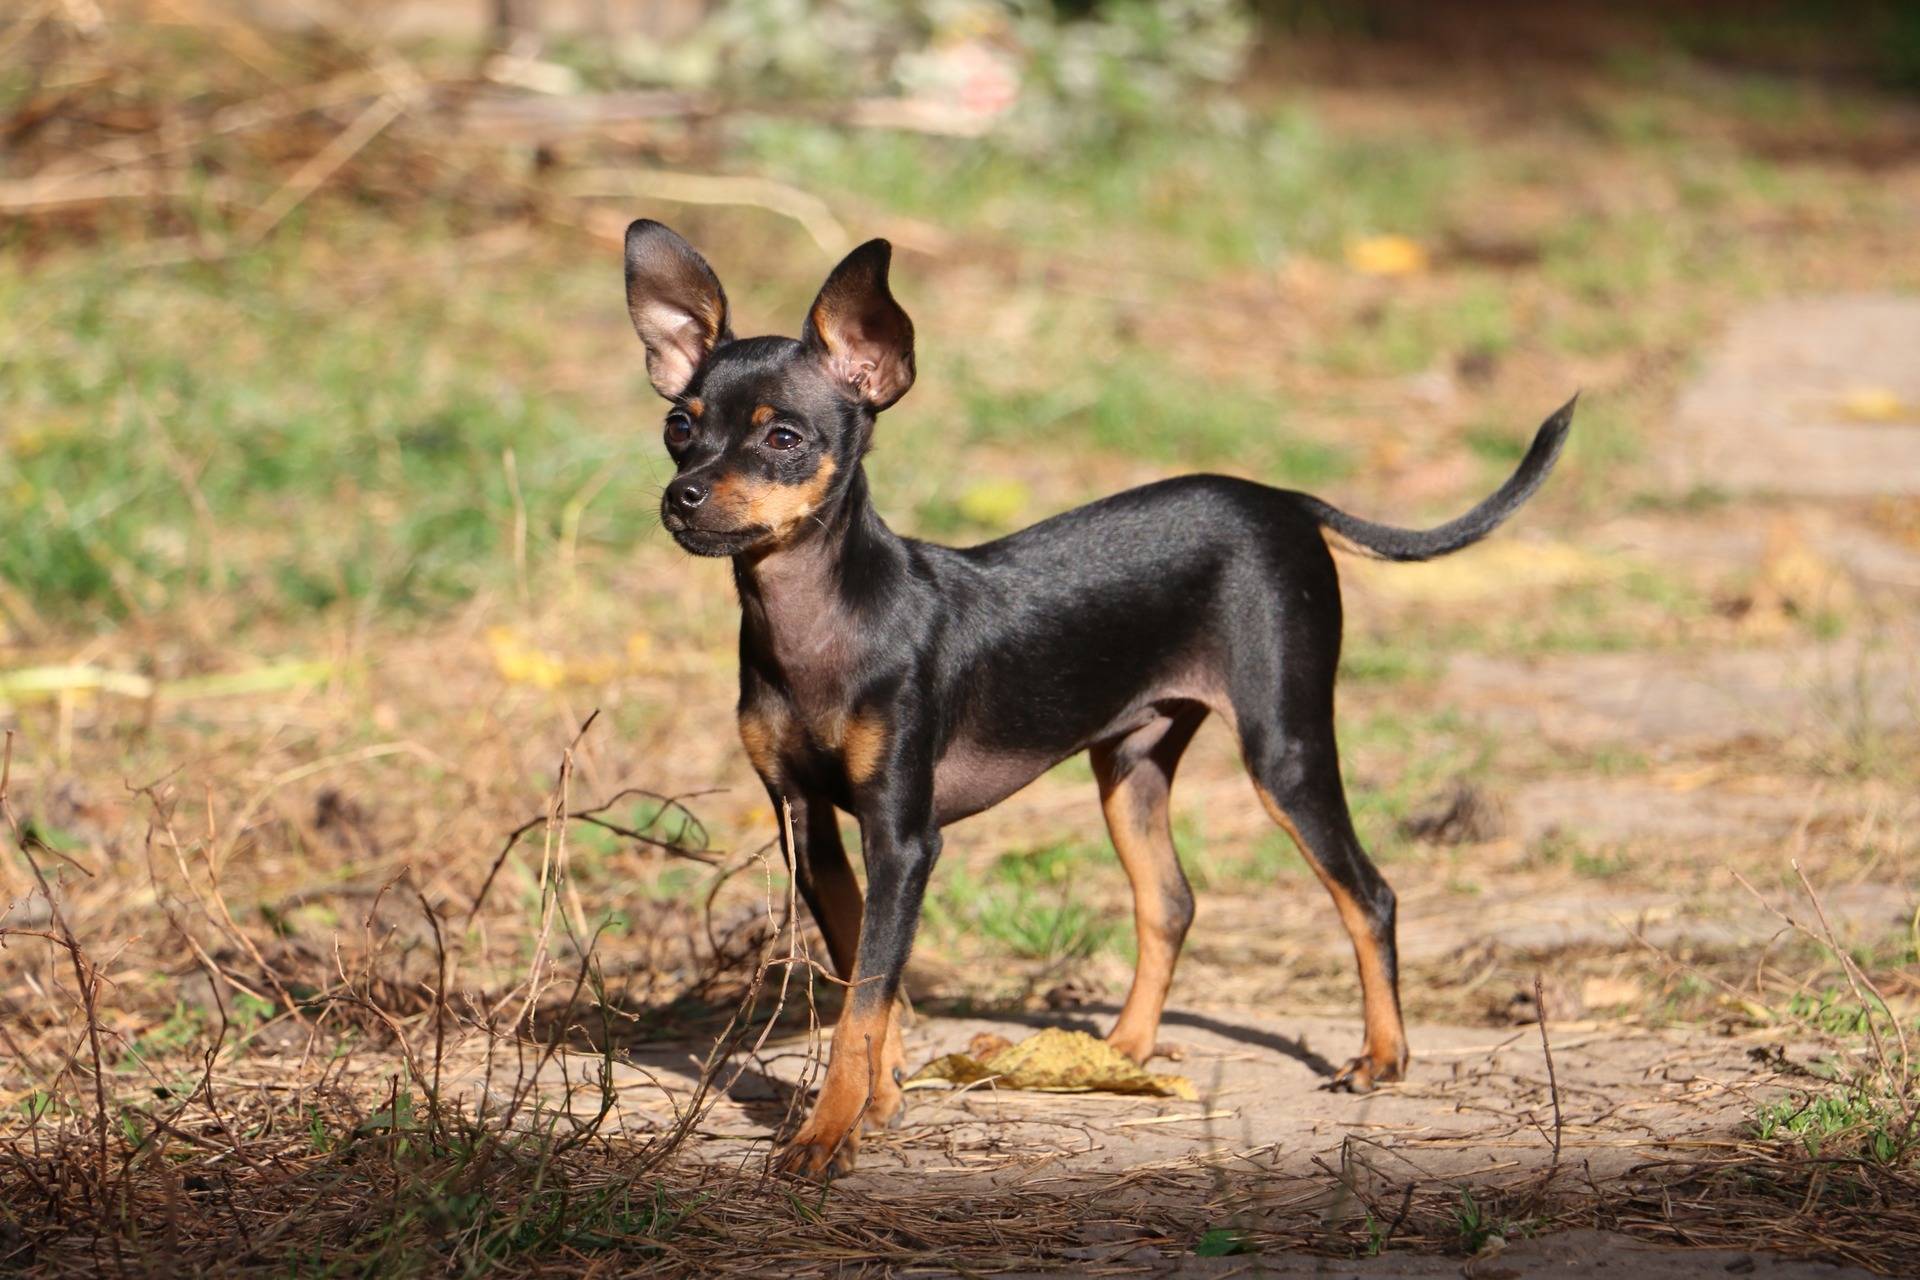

1243,720,1408,1090
1227,543,1408,1091
1091,705,1205,1064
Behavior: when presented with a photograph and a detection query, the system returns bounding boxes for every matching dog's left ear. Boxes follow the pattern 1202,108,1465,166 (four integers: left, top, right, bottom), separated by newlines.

802,239,915,411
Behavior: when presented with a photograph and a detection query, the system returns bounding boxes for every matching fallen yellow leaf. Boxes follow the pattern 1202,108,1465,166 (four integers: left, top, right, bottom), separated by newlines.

1345,234,1429,278
905,1027,1196,1100
0,660,335,705
1838,387,1909,423
485,626,567,689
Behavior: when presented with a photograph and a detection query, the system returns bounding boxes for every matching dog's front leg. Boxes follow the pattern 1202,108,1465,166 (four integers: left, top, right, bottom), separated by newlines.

776,780,937,1180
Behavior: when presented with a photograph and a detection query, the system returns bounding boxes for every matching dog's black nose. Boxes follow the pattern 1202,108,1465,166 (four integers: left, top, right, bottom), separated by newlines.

668,477,709,511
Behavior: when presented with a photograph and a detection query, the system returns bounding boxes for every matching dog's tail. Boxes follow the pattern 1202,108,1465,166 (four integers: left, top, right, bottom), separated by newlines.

1301,395,1577,563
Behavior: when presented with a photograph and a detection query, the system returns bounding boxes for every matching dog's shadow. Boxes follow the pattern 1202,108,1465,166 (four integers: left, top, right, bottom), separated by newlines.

714,1059,813,1130
667,1003,1342,1137
545,990,1342,1121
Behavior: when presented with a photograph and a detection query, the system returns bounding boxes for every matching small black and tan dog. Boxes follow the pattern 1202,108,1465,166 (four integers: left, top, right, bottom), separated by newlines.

623,219,1574,1178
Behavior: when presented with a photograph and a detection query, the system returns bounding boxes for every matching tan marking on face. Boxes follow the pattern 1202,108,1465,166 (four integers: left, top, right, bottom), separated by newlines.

751,454,837,536
751,404,776,426
684,397,704,418
707,473,742,513
708,456,838,549
839,711,887,786
1255,785,1405,1070
738,703,792,779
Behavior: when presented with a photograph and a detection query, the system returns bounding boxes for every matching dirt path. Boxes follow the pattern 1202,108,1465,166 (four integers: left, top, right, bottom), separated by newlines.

444,1002,1872,1275
516,1008,1763,1179
1669,296,1920,498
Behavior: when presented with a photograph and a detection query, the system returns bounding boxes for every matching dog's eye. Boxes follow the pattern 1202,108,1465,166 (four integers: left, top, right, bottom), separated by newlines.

664,413,694,446
765,426,802,451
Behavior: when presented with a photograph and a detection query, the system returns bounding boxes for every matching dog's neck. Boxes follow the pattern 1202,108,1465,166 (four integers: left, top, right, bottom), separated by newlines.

733,466,903,686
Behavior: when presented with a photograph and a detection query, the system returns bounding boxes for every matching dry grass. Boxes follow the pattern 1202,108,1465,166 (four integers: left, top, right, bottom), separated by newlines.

3,704,1918,1275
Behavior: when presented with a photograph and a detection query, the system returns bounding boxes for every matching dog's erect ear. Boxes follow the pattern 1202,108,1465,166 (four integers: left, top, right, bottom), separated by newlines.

625,220,731,400
802,239,915,411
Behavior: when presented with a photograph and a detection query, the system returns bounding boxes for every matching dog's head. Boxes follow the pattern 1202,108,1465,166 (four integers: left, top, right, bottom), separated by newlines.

622,220,914,558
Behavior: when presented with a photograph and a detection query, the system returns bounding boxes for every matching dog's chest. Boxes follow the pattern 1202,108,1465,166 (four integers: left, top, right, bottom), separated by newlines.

737,600,874,784
759,605,858,724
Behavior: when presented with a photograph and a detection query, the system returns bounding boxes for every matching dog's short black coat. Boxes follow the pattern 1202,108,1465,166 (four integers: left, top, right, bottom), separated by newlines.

622,219,1575,1178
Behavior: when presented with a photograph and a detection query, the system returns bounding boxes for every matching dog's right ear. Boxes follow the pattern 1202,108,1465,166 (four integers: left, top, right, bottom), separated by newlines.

624,220,731,400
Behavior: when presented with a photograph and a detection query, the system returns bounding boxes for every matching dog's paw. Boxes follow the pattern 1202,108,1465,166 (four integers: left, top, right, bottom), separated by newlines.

1327,1053,1406,1093
1105,1027,1157,1065
774,1130,859,1181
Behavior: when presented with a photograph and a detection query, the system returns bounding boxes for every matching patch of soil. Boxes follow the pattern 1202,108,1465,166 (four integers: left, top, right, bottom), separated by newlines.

1669,296,1920,497
448,1005,1871,1276
1438,637,1919,750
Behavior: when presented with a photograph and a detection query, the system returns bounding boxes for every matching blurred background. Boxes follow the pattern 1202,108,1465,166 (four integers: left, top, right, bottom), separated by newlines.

3,1,1920,1267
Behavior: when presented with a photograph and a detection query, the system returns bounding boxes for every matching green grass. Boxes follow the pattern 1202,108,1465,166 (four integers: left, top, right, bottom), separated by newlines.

737,109,1465,270
1189,829,1303,890
113,992,279,1074
1451,1188,1536,1253
0,232,662,621
1311,276,1519,379
1340,708,1499,862
1753,1086,1912,1164
1338,635,1444,685
10,82,1908,633
1786,988,1892,1039
952,359,1351,486
924,840,1125,963
1530,830,1632,880
1421,563,1707,659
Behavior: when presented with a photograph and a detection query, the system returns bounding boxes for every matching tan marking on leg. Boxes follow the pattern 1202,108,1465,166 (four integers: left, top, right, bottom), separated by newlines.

1101,773,1186,1064
839,711,887,787
800,806,863,980
812,874,863,979
778,993,900,1179
869,999,906,1129
1255,785,1406,1085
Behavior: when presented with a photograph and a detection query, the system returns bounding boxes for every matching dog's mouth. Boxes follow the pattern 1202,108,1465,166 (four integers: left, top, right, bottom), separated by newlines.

661,510,763,558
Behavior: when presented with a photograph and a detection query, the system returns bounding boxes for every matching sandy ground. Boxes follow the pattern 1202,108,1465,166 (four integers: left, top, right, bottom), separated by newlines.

465,1008,1763,1178
440,1000,1871,1276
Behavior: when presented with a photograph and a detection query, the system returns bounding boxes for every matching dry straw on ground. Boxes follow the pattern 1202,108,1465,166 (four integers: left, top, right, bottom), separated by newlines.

4,712,1919,1275
0,2,854,266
